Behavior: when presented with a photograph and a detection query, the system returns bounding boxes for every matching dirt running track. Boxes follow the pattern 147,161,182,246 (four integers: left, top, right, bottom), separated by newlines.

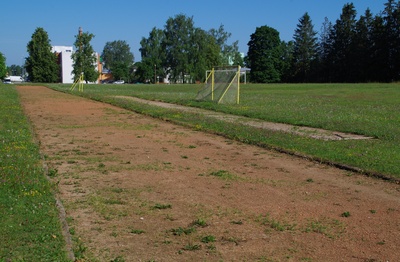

18,86,399,262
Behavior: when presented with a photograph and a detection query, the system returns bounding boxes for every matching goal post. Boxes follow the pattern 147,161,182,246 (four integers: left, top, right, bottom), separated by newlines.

196,66,241,104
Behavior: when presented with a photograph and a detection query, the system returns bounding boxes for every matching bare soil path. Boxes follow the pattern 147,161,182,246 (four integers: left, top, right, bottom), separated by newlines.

114,96,373,141
18,86,399,262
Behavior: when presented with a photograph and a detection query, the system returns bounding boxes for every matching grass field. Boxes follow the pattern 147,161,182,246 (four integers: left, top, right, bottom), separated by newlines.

46,82,400,180
0,85,69,261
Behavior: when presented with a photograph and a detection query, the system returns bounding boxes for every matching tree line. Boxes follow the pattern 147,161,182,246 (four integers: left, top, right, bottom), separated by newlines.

136,0,400,84
10,14,242,84
261,0,400,83
136,14,243,84
1,0,399,84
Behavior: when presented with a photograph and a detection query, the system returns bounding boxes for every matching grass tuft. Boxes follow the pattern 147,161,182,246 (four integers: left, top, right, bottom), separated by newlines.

152,203,172,210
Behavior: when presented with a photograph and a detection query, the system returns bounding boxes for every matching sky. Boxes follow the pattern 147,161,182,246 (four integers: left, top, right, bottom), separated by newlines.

0,0,388,66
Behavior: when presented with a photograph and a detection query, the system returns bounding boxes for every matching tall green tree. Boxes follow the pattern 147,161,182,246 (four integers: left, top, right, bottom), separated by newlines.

280,40,295,82
25,27,59,83
163,14,196,83
291,12,318,82
72,29,98,83
330,3,358,82
317,17,334,82
382,0,400,81
138,27,165,83
190,28,220,81
102,40,134,81
247,25,284,83
370,14,388,82
352,9,375,82
319,18,333,59
0,52,6,79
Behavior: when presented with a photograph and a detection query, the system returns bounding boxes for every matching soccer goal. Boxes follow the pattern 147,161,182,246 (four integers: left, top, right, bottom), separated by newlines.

196,66,241,104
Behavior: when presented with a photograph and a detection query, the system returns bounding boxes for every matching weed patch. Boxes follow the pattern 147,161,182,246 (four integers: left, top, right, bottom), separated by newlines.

183,243,201,251
130,229,145,234
257,213,297,232
191,218,208,227
170,227,196,236
208,170,242,181
201,235,216,243
303,217,346,239
152,203,172,210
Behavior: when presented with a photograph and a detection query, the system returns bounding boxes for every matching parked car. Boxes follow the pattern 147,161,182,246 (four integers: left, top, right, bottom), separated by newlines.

5,76,24,83
114,80,125,84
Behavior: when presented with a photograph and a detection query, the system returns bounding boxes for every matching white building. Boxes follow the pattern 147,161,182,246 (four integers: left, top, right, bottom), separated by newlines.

52,45,102,84
52,46,74,84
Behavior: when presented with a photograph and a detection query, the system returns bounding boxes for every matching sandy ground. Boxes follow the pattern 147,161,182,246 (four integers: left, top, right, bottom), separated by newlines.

18,86,400,262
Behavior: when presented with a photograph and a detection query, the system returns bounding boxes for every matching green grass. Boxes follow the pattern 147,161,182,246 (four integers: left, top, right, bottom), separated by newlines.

257,213,297,232
0,84,69,261
208,169,242,181
303,217,346,239
152,203,172,210
130,229,145,234
170,226,196,236
46,82,400,179
201,235,216,243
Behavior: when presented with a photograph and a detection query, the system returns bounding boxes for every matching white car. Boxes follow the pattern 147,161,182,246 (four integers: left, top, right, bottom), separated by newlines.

114,80,125,84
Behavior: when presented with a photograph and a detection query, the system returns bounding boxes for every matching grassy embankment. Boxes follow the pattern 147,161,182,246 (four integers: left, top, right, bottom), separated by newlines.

0,84,69,261
47,82,400,180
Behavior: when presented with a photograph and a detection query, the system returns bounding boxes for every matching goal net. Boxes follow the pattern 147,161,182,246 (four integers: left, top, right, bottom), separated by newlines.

195,66,241,104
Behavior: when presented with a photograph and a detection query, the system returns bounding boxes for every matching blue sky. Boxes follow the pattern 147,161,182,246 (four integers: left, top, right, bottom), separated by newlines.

1,0,387,66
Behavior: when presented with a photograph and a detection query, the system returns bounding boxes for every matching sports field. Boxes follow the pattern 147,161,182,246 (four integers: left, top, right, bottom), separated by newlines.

1,83,399,261
49,82,400,179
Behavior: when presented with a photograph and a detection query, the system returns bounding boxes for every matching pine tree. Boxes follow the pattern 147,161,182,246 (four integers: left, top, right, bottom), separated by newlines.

318,17,334,82
353,9,374,82
330,3,357,82
247,26,283,83
370,15,388,81
291,12,318,82
382,0,400,81
25,27,59,83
